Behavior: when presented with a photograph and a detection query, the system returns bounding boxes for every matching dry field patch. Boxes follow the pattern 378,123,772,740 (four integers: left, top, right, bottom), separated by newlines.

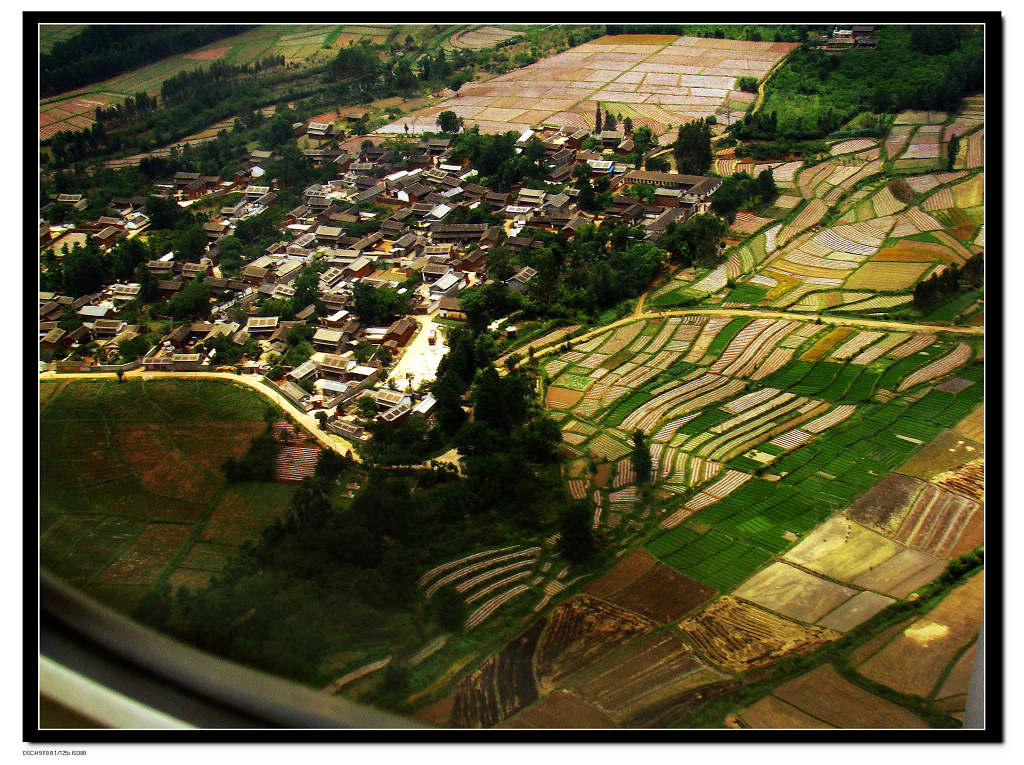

816,591,895,632
498,690,615,728
679,596,840,673
857,571,983,697
844,260,930,290
849,548,947,599
772,663,927,728
733,562,857,624
730,695,834,728
783,516,905,581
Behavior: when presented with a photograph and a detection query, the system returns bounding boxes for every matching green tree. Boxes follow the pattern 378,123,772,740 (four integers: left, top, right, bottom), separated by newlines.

436,110,462,134
430,585,467,632
631,430,651,484
558,501,596,563
594,103,603,134
673,118,713,175
737,76,758,93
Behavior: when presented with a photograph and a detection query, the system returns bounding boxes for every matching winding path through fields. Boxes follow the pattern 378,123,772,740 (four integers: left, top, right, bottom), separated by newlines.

38,369,465,472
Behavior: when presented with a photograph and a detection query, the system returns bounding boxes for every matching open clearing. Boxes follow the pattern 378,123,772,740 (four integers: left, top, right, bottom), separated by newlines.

39,378,298,614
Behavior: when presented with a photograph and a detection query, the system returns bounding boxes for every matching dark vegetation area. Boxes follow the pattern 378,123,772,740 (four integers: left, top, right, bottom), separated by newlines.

735,25,983,155
912,252,983,314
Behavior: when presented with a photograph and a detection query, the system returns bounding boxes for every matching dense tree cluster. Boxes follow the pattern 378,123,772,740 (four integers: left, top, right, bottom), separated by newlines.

913,252,983,313
672,118,713,175
710,169,778,221
753,25,983,142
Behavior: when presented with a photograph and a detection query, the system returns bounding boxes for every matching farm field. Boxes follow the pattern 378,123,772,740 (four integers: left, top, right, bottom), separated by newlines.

652,102,983,318
738,663,928,728
378,34,797,135
39,378,298,613
39,24,411,139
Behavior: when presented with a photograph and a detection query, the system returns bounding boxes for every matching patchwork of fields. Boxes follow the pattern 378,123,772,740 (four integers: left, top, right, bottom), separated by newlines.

652,101,984,326
39,378,298,613
379,34,796,136
417,304,984,727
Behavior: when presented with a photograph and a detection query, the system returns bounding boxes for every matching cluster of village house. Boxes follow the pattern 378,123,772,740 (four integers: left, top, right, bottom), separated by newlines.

40,119,722,439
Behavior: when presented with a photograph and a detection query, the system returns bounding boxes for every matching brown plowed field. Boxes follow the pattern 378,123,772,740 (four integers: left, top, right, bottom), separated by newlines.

451,618,546,728
733,563,858,624
844,472,926,534
935,640,978,704
605,564,715,623
773,664,928,728
892,484,981,558
679,596,840,673
857,571,984,698
498,690,616,728
568,630,723,720
546,386,585,408
535,595,656,692
729,695,834,728
847,617,916,664
625,679,740,727
582,548,657,598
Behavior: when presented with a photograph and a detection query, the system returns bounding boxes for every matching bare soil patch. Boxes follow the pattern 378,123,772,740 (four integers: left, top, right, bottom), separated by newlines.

546,386,585,408
729,695,834,728
897,430,983,480
582,548,657,599
784,516,905,581
844,473,925,534
605,563,715,623
733,563,858,624
857,571,983,697
816,591,895,632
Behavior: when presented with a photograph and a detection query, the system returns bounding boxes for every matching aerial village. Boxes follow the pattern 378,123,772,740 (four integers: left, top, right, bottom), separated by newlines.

40,117,722,445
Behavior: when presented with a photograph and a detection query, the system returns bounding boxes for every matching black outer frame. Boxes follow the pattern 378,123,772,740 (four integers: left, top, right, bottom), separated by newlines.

24,9,1004,744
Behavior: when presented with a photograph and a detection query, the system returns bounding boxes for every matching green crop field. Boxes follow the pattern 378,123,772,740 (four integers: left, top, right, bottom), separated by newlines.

40,378,298,614
545,313,982,597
